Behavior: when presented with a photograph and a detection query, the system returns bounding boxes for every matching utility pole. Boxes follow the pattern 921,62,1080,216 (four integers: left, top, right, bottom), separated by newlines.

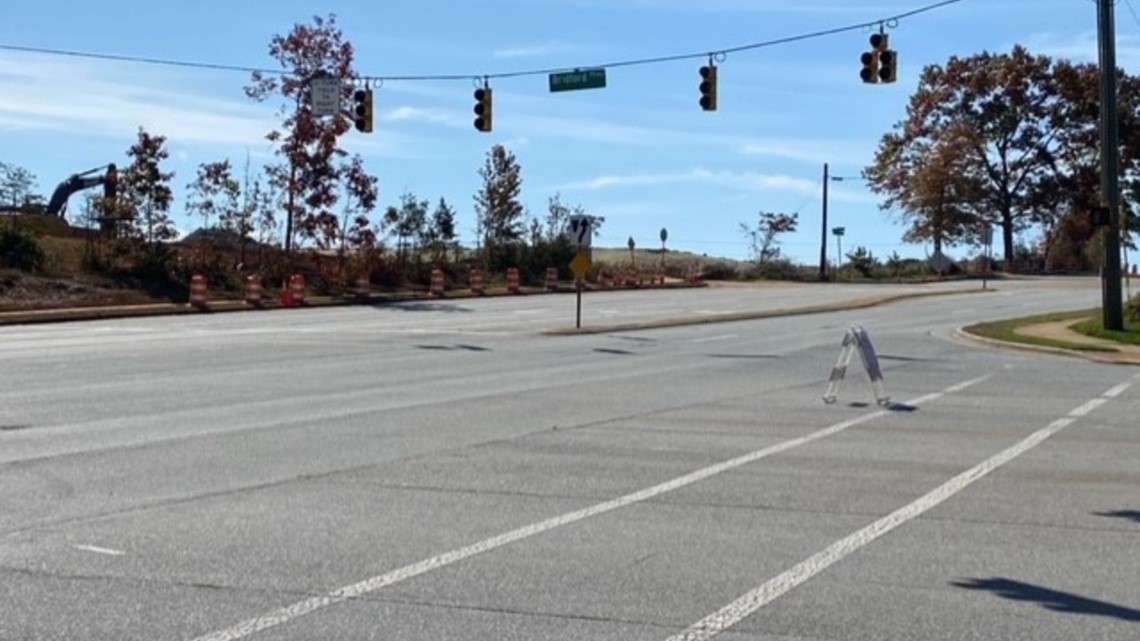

819,163,829,281
1098,0,1125,330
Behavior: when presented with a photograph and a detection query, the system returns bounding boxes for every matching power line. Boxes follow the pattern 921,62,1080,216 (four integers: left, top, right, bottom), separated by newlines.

1125,0,1140,30
0,0,969,83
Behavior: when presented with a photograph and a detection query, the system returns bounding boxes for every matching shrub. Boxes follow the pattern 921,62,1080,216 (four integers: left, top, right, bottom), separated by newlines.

0,224,46,272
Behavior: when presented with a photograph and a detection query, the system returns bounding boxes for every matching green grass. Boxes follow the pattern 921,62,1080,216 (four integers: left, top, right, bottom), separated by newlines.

963,309,1120,353
1071,314,1140,346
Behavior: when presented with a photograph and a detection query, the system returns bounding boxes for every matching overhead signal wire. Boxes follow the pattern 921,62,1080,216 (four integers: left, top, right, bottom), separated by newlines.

0,0,970,83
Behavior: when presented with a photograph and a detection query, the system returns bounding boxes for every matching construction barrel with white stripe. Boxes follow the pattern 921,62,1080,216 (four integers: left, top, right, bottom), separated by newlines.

430,268,445,297
244,274,262,307
189,274,208,310
355,275,370,300
469,268,486,295
290,274,306,306
545,267,558,290
507,267,521,294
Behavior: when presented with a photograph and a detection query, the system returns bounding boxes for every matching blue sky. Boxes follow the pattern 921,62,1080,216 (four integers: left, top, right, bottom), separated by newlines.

1,0,1136,263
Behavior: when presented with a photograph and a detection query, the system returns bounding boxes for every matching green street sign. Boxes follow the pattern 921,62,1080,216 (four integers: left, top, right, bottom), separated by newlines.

549,68,607,93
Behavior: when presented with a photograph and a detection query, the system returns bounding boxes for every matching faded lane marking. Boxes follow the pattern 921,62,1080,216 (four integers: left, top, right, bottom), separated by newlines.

190,374,992,641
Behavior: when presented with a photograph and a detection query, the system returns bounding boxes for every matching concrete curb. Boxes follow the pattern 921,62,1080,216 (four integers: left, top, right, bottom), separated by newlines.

0,282,709,327
542,287,995,336
953,326,1140,367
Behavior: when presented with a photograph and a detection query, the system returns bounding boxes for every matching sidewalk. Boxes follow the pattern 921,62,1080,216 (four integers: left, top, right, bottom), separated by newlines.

960,317,1140,366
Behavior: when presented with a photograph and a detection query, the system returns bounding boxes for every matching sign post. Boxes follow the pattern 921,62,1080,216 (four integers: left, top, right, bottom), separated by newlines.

981,224,994,290
567,215,593,329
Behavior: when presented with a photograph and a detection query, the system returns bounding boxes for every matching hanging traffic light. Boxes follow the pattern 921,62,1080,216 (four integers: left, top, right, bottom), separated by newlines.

864,32,898,85
860,50,879,84
699,63,717,111
473,85,493,132
353,88,373,133
878,47,898,84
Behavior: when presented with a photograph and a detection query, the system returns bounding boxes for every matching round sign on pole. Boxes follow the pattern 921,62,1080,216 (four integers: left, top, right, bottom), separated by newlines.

660,228,668,244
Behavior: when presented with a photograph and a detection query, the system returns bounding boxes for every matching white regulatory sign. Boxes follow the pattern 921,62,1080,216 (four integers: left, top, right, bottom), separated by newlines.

567,215,592,248
309,76,342,118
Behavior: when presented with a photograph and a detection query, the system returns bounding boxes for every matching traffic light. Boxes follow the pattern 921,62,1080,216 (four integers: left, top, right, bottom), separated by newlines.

473,86,492,132
864,32,898,85
860,50,879,84
699,63,717,111
878,47,898,83
353,89,373,133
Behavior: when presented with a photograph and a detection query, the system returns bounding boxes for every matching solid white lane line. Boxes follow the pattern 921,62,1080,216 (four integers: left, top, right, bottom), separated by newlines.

664,372,1140,641
189,374,993,641
72,544,125,556
690,334,739,344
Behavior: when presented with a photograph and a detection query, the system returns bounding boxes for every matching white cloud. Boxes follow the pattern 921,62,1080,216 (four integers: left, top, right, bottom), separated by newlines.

557,167,875,203
493,40,584,59
1019,31,1140,70
384,105,468,128
740,138,871,167
0,52,418,159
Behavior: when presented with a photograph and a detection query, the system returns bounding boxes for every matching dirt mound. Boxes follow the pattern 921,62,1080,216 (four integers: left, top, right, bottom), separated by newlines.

0,271,164,311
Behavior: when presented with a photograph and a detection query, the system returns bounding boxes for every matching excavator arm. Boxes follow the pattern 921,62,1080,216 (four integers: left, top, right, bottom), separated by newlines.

45,164,118,217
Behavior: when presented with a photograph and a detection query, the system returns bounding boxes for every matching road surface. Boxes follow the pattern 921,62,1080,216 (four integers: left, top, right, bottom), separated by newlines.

1,277,1137,641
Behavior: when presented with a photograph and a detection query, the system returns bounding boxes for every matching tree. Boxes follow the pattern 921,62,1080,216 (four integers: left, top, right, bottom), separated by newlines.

740,211,798,266
338,154,379,255
864,46,1140,270
245,13,360,251
428,197,458,263
186,160,242,232
391,191,428,265
121,127,177,247
545,192,571,241
0,162,37,208
474,144,525,262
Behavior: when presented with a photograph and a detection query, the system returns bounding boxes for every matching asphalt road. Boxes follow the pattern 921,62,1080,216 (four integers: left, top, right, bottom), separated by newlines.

1,277,1137,641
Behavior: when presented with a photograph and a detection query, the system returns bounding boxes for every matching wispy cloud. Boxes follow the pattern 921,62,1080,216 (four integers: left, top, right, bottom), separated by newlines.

740,138,872,168
384,105,468,128
492,40,585,59
0,52,419,159
557,167,875,203
1019,31,1140,69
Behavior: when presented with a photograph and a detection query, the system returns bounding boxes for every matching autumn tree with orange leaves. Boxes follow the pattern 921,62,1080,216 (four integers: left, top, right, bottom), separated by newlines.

245,13,378,252
865,46,1140,271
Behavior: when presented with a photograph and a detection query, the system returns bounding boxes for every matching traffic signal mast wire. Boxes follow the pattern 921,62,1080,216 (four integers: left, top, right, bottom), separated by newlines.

0,0,967,84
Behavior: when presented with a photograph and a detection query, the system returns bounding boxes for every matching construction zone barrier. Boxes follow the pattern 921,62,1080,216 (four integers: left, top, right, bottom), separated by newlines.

281,274,306,307
244,274,263,307
507,267,521,294
469,268,486,295
823,324,889,407
189,274,208,310
430,268,445,297
545,267,558,290
686,263,701,284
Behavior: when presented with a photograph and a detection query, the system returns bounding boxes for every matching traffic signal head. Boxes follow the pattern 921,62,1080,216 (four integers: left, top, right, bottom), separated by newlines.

860,51,879,84
473,87,492,132
869,33,889,52
353,89,374,133
878,49,898,83
699,64,718,111
104,164,118,200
